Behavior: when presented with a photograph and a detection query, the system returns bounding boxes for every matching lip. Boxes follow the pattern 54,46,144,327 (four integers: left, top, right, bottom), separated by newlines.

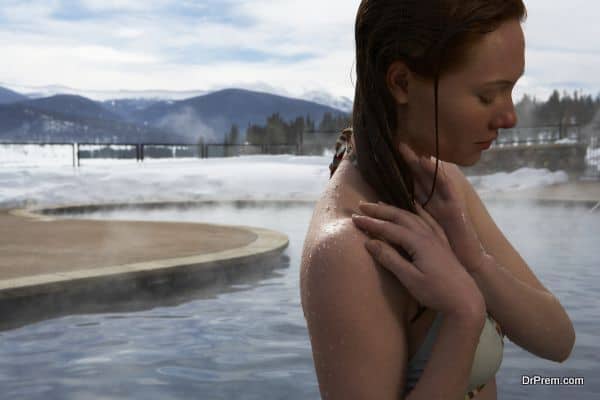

475,135,497,149
475,136,497,144
477,141,493,150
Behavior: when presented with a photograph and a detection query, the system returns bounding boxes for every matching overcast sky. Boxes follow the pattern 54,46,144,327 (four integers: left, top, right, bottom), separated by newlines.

0,0,598,101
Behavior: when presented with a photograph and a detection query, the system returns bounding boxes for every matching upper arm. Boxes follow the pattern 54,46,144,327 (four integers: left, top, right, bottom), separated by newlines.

448,163,550,293
300,224,410,400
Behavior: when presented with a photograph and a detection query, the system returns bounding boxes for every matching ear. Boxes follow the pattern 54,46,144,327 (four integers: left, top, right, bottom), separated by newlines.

386,61,410,105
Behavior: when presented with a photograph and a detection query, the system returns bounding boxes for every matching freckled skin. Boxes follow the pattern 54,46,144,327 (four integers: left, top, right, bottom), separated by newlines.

402,19,525,166
301,19,527,400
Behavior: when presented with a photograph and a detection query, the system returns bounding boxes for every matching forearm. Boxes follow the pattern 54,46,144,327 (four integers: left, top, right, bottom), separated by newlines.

471,255,575,362
406,311,485,400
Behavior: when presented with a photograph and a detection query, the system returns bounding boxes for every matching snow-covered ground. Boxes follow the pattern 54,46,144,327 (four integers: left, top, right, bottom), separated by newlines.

0,143,580,209
587,146,600,168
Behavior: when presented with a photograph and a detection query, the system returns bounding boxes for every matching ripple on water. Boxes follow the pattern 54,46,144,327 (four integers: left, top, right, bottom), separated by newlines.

0,202,596,400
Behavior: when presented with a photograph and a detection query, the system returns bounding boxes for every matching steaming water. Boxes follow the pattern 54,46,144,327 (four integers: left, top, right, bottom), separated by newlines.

0,202,598,399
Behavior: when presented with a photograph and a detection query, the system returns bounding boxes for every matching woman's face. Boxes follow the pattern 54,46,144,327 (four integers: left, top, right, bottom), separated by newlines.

402,18,525,166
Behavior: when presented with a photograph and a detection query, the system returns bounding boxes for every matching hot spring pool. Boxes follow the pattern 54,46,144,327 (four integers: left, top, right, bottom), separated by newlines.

0,201,598,399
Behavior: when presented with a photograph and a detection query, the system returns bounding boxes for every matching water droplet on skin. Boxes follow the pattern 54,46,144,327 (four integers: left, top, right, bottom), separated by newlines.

321,220,346,235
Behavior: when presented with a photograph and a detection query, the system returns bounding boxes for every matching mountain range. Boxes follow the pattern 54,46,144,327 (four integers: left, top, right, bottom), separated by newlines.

0,86,350,144
0,87,28,105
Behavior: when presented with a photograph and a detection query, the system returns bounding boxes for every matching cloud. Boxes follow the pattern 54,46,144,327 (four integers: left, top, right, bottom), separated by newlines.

0,0,598,101
80,0,171,12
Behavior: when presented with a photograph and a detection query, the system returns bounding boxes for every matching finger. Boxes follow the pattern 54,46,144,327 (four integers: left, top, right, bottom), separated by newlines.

396,141,440,178
398,143,440,181
414,202,437,231
415,203,451,247
352,214,424,251
397,141,418,160
418,159,455,200
413,179,431,206
365,239,422,285
358,202,427,233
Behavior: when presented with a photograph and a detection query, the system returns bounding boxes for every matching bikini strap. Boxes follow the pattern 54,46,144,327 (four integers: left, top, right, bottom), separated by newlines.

329,128,357,178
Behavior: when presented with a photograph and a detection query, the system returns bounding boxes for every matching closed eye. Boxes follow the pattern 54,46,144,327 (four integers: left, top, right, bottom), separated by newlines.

478,95,494,105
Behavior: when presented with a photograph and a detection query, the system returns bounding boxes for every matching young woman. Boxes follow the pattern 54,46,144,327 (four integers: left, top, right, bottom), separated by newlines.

300,1,575,399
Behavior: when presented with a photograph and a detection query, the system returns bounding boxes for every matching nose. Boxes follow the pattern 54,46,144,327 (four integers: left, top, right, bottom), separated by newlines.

490,104,518,130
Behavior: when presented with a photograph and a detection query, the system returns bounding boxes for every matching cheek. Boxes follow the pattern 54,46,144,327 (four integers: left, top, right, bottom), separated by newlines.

439,100,484,140
436,109,477,159
438,111,463,143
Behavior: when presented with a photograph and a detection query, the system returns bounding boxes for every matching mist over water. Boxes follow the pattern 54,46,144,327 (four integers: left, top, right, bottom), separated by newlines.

0,149,598,398
0,201,598,399
157,106,222,144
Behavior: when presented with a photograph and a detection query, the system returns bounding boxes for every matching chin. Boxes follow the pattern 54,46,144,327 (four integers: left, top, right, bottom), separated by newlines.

463,153,483,167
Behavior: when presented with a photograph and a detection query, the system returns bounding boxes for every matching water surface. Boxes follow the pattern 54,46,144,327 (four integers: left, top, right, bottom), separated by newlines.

0,201,597,399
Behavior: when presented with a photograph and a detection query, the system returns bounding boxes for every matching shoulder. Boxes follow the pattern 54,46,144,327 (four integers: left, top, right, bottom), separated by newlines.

441,161,470,205
300,218,411,397
300,216,410,325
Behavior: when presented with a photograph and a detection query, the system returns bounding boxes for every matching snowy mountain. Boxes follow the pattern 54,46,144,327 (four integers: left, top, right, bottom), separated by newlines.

301,90,353,113
0,86,348,144
0,87,28,104
1,83,352,112
0,83,208,102
22,95,123,121
0,102,183,144
131,88,347,142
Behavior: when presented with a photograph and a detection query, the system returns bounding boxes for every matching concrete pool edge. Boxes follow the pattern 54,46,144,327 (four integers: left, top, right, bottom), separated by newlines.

1,201,292,301
2,188,598,301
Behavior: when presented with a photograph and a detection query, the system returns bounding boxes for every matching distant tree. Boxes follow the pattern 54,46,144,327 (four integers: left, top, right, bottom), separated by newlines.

319,112,335,132
305,115,316,133
225,124,240,156
335,113,352,130
515,93,538,127
265,113,287,144
246,123,266,145
290,116,305,146
536,90,562,125
226,124,240,144
197,135,205,158
317,112,351,133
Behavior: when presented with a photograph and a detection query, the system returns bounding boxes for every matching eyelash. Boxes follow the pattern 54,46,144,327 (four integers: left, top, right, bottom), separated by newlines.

478,95,494,105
